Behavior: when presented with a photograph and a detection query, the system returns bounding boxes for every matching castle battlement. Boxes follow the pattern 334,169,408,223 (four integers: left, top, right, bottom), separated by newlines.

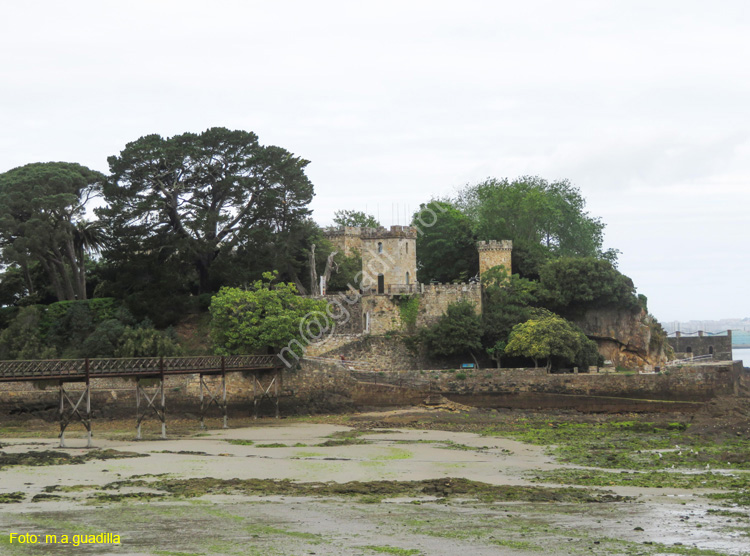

420,282,481,290
323,226,367,237
361,225,417,240
477,240,513,251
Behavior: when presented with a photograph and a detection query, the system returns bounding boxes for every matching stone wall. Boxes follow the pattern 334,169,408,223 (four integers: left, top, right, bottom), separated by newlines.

357,283,483,336
667,331,733,361
304,334,364,357
309,334,493,371
417,283,482,327
287,359,426,408
318,293,364,335
359,361,743,402
361,296,402,335
1,361,743,417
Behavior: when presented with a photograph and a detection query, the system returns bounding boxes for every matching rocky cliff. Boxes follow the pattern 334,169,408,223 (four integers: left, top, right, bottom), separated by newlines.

574,308,670,369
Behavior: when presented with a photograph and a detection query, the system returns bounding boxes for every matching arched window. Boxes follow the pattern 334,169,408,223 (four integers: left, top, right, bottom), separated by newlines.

709,346,714,355
377,242,383,254
686,346,692,354
405,271,410,285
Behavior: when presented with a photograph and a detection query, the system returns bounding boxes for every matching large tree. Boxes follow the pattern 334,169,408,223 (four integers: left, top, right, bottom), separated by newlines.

537,257,640,317
100,127,314,291
332,210,380,228
480,266,539,363
0,162,105,301
456,176,616,278
412,200,477,283
418,300,483,363
504,311,599,372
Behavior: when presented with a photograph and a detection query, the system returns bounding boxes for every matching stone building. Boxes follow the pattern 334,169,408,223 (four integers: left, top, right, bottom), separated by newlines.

360,226,418,295
311,226,510,347
667,330,733,361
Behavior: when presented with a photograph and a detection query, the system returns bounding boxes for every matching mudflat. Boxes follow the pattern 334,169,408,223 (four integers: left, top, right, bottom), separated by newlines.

1,405,749,556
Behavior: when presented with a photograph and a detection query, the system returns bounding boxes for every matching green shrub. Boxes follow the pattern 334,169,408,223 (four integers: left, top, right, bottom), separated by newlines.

397,295,420,332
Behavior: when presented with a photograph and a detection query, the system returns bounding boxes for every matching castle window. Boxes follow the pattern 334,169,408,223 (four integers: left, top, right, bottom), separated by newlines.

406,271,410,285
686,346,692,354
709,346,714,355
377,274,384,294
377,242,383,254
406,243,409,254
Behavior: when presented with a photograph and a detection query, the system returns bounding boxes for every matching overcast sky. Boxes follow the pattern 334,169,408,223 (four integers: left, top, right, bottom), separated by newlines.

1,1,748,323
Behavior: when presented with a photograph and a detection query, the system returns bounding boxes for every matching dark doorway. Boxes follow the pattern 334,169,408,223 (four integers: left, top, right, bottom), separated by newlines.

377,274,385,294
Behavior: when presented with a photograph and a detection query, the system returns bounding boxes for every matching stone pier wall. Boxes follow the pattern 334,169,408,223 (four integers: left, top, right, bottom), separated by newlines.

0,361,743,417
354,362,744,402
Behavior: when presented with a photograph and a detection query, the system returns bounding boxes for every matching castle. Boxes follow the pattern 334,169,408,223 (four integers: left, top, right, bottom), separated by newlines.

308,226,511,351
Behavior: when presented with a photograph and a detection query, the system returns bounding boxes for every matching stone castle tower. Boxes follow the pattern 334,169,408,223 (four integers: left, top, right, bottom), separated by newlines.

323,226,364,257
477,240,513,276
360,226,417,294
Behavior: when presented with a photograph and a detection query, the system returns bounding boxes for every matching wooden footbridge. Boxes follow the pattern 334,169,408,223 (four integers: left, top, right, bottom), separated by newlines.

0,355,283,447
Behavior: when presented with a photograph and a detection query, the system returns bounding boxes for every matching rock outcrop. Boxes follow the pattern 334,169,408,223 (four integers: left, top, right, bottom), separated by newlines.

574,308,669,369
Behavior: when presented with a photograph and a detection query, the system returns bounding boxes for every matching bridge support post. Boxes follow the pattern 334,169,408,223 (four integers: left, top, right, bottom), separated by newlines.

85,359,92,447
275,368,280,419
58,377,92,448
251,368,281,420
199,373,204,430
222,357,227,429
135,373,167,440
199,367,228,430
160,362,166,439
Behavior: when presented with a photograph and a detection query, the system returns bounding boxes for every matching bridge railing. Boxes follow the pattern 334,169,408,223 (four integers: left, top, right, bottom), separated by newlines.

665,354,714,367
0,359,84,380
0,354,280,381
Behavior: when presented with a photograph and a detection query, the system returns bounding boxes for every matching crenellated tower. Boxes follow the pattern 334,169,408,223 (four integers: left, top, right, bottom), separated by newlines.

322,226,365,256
360,226,417,294
476,240,513,277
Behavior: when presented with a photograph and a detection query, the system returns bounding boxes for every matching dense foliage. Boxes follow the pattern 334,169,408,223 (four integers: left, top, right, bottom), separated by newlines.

209,272,328,357
326,251,362,292
405,177,644,369
538,257,640,317
332,210,380,228
480,267,538,363
417,300,483,360
456,176,618,278
99,127,314,293
412,200,478,283
0,299,180,360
